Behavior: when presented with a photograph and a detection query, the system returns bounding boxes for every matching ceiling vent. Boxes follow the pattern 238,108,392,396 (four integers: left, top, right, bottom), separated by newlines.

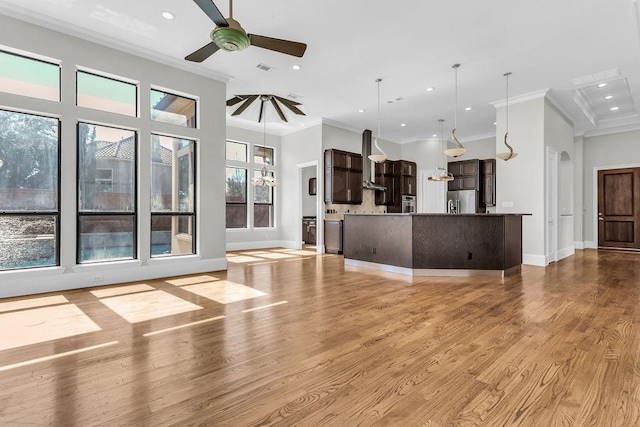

256,63,273,72
287,93,302,100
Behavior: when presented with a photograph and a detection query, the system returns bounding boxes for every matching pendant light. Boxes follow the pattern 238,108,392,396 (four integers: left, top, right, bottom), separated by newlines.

444,63,466,158
496,72,518,160
252,105,278,187
428,119,454,182
368,78,388,163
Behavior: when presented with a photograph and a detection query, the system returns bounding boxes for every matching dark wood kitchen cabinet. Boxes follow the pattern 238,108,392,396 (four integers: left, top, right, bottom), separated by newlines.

374,160,395,206
448,159,479,191
324,149,363,204
302,217,316,244
481,159,496,207
398,160,417,196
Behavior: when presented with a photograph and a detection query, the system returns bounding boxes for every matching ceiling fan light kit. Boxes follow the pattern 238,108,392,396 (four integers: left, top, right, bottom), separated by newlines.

497,72,518,161
445,64,467,158
186,0,307,62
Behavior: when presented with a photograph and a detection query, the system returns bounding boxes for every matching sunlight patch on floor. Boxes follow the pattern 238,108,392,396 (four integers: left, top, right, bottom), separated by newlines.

90,284,154,298
99,290,203,323
0,304,101,351
258,253,296,259
165,275,220,286
182,280,267,304
227,255,265,263
0,295,69,314
242,301,288,313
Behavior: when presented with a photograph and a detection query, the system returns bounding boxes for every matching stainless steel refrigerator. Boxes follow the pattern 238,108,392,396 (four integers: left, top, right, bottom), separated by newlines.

447,190,477,214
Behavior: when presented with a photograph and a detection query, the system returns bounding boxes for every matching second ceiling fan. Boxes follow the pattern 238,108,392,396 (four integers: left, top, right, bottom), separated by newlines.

186,0,307,62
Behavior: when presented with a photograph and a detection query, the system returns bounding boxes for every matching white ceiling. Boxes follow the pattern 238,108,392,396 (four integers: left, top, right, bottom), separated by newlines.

1,0,640,142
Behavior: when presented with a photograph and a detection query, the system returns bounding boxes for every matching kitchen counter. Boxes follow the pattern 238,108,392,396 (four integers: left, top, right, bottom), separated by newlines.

343,213,527,277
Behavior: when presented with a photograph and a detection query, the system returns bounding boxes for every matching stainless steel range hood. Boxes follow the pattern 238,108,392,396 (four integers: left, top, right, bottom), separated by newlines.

362,129,386,191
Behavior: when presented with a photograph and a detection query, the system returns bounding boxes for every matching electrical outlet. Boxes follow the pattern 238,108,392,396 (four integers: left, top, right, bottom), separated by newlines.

92,275,104,283
502,201,514,208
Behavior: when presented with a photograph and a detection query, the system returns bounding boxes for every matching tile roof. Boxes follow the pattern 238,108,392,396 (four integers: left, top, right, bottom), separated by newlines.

95,136,172,164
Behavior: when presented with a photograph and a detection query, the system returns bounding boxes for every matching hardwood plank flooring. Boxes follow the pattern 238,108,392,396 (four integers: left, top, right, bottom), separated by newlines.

0,249,639,426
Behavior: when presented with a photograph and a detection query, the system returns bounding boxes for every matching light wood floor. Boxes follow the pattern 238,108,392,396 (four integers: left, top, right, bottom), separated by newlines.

0,249,639,426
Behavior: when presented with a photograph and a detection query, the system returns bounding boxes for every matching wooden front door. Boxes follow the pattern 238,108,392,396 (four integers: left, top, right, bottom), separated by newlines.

598,168,640,249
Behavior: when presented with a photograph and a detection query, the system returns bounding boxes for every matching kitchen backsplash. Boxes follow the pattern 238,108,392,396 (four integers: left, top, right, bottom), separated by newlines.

324,189,386,220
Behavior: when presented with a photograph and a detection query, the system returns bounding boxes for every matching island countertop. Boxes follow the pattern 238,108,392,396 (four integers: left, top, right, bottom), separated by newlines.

343,213,526,277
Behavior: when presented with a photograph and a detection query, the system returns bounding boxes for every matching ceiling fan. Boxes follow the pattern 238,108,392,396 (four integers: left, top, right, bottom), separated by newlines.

186,0,307,62
227,94,305,122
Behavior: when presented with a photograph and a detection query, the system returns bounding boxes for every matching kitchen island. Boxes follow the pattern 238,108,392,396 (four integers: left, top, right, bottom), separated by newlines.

343,213,526,277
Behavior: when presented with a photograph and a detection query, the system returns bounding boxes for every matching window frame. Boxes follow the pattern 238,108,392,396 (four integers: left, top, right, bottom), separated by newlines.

76,122,138,264
225,166,248,229
0,109,61,271
0,48,61,102
150,87,198,129
76,68,139,118
150,133,197,258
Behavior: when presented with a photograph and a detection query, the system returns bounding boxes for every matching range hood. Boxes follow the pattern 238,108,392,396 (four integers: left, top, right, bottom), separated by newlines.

362,129,386,191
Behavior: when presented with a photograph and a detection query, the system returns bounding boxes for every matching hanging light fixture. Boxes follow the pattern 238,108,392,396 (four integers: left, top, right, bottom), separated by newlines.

428,119,454,182
252,103,279,187
368,78,388,163
444,63,467,158
497,72,518,161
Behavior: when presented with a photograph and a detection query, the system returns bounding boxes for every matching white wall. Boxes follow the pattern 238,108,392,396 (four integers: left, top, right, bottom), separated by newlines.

0,15,227,298
225,126,282,248
281,124,323,247
495,95,546,265
573,136,584,247
544,101,575,260
582,129,640,247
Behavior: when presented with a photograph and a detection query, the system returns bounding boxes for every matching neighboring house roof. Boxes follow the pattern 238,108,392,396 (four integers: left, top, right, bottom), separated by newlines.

95,136,172,164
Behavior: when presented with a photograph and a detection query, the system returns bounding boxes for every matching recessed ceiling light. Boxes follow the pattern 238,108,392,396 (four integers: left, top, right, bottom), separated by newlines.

597,83,608,88
465,107,472,111
400,123,407,127
604,95,614,100
610,106,620,111
493,122,497,126
432,134,438,137
358,109,365,113
426,87,435,92
292,64,301,71
161,11,175,20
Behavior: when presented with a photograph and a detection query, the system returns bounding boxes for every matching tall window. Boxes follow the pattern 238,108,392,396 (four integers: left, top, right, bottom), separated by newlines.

226,167,247,228
0,50,60,102
150,134,196,257
77,123,136,263
225,140,276,229
0,110,60,270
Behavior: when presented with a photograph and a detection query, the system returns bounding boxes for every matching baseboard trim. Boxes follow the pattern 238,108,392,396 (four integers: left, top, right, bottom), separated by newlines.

558,246,575,260
574,241,585,250
585,241,597,249
523,254,547,266
226,240,298,251
0,257,228,299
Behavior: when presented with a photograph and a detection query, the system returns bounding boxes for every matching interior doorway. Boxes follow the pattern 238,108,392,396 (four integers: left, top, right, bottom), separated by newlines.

297,161,322,253
597,167,640,250
546,147,558,264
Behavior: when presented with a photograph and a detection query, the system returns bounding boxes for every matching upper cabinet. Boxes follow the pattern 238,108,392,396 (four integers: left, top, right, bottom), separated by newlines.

374,160,395,206
448,159,479,191
324,149,363,204
481,159,496,207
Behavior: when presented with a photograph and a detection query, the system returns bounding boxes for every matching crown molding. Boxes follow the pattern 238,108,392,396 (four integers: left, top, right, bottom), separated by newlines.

491,88,550,108
0,4,233,84
582,121,640,138
544,91,575,127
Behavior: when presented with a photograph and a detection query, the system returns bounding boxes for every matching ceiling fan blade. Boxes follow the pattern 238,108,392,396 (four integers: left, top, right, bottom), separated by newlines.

192,0,228,27
248,34,307,57
274,95,301,106
258,99,265,122
185,42,220,62
226,96,245,106
274,96,306,115
270,97,288,122
232,95,259,116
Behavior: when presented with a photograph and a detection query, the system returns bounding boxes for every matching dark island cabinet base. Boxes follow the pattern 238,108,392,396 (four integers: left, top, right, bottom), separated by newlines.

343,214,524,275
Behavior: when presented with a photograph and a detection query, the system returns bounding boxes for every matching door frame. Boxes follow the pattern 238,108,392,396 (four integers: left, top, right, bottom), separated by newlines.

297,160,322,253
592,162,640,249
546,147,558,264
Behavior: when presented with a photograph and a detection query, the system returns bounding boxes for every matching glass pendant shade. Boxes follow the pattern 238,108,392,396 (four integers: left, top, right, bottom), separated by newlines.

428,119,454,182
252,109,278,187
